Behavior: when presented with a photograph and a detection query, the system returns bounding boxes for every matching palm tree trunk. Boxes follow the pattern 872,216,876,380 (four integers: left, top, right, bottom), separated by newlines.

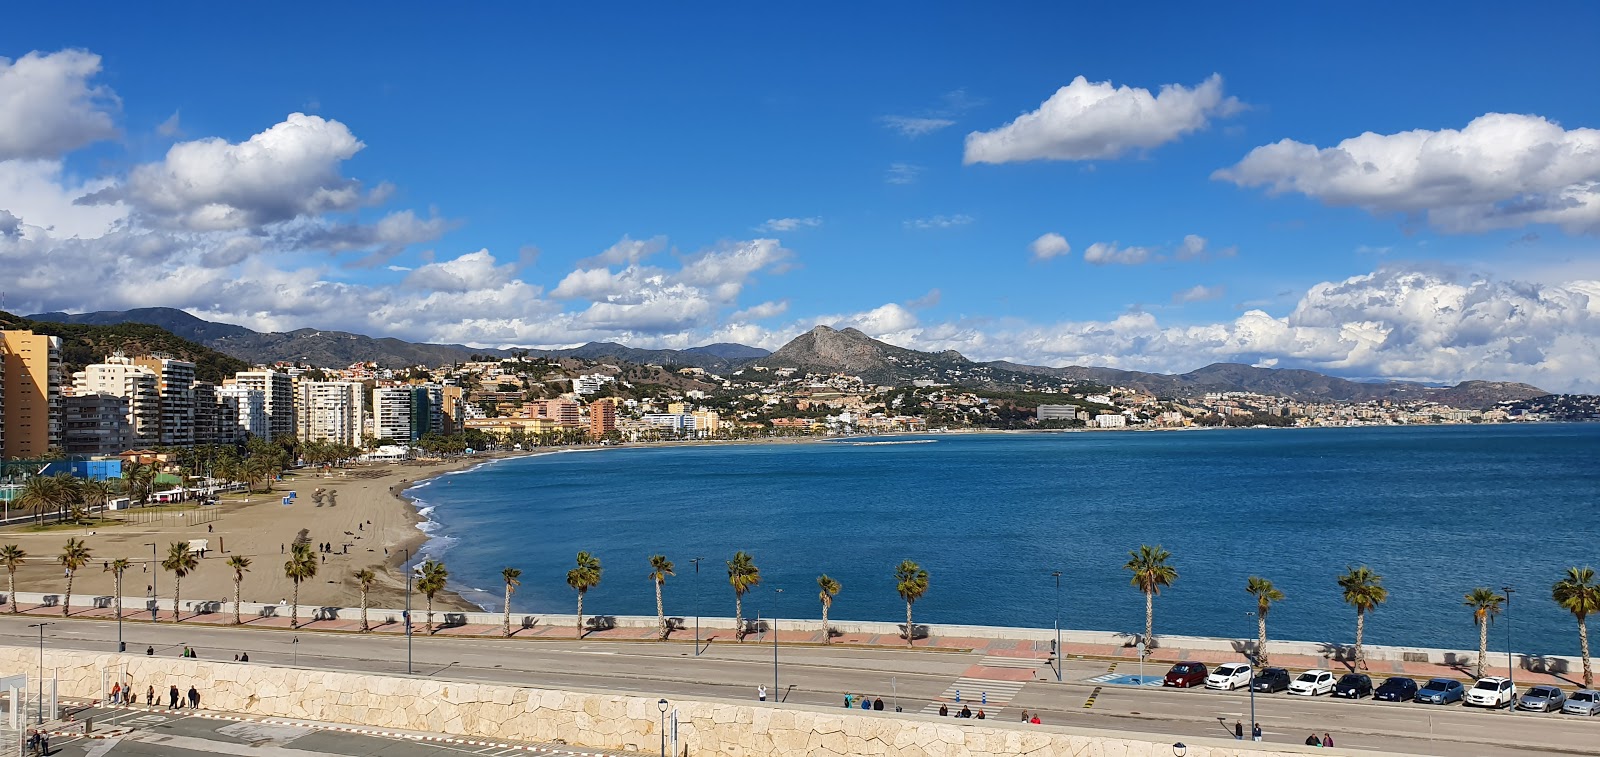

173,577,182,623
504,584,513,638
734,592,744,642
575,592,585,639
1477,618,1488,679
64,574,73,617
8,570,15,613
1257,615,1269,667
1581,617,1593,689
233,579,242,625
426,596,435,635
114,574,123,621
906,601,914,647
655,579,666,640
360,588,370,632
291,581,299,628
822,600,831,645
1144,590,1154,647
1354,608,1366,669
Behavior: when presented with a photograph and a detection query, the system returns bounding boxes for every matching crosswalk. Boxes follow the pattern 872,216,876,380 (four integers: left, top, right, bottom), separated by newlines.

918,676,1028,716
976,655,1045,669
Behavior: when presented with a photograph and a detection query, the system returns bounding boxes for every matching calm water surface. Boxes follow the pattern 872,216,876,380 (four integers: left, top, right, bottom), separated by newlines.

409,424,1600,655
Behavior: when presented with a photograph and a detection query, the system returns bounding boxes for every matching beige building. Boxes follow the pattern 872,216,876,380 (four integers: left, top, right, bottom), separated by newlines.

74,354,161,447
0,330,63,458
133,355,197,446
231,370,296,441
297,381,365,446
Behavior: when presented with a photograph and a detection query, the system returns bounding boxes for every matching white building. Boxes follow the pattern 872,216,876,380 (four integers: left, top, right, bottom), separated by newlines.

73,354,161,446
134,355,196,446
297,381,365,446
573,373,616,395
1093,414,1127,429
1036,404,1077,421
232,370,295,441
217,384,268,439
373,387,413,442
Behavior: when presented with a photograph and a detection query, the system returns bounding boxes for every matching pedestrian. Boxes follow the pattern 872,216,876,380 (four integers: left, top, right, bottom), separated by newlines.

188,685,200,709
233,654,239,661
169,685,179,709
1235,720,1243,740
38,733,46,755
1030,714,1042,725
1252,722,1262,742
938,703,948,717
843,694,852,708
145,686,154,707
873,697,884,711
1323,733,1334,748
976,708,985,719
110,682,121,705
146,646,154,656
757,685,766,702
860,696,870,710
281,544,285,554
1020,710,1029,722
959,705,972,718
1305,734,1322,747
240,652,249,662
207,524,212,533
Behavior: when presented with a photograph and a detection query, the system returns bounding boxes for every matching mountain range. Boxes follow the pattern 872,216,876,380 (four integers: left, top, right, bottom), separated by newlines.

28,308,1550,408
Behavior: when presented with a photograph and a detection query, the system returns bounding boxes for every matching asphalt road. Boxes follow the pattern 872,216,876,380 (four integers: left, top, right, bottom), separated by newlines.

2,616,1595,756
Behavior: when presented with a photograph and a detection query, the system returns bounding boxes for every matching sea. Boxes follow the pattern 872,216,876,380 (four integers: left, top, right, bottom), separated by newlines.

405,423,1600,656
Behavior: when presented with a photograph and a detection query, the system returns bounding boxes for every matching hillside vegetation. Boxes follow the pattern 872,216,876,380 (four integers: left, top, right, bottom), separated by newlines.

0,311,250,384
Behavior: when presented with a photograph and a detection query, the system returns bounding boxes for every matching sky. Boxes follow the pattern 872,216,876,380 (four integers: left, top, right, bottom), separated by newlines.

2,3,1599,391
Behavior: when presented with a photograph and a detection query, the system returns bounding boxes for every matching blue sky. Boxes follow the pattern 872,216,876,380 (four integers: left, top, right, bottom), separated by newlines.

4,3,1600,390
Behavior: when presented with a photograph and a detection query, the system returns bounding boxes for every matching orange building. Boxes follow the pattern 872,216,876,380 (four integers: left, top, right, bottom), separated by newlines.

589,398,617,438
1,330,63,458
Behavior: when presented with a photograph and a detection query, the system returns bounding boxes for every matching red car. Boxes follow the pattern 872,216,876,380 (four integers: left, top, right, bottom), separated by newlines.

1163,661,1209,688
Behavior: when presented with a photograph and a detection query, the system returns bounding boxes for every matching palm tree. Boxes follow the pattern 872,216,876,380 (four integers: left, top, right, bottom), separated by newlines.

1337,565,1388,669
283,543,317,628
354,569,377,632
226,556,252,625
894,560,929,647
649,555,674,640
17,476,61,525
1245,576,1284,667
59,538,92,616
817,574,841,644
727,551,760,641
107,558,131,620
1462,587,1505,679
79,479,114,520
161,542,198,622
566,552,602,638
501,567,522,637
417,559,449,634
1124,545,1177,647
0,545,24,613
1553,567,1600,688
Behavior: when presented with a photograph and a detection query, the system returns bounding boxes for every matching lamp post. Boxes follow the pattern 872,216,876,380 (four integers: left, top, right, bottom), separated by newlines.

689,557,705,656
657,698,669,757
144,542,158,621
1245,611,1257,739
1051,570,1063,682
1503,585,1515,712
403,548,414,675
291,636,300,667
28,622,51,724
772,587,783,701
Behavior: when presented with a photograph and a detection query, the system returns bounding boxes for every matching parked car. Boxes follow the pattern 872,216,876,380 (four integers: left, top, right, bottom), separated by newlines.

1251,667,1291,693
1416,678,1465,705
1374,677,1418,702
1205,662,1253,691
1516,685,1567,712
1561,689,1600,716
1465,676,1516,708
1288,669,1335,696
1333,673,1373,699
1163,662,1209,688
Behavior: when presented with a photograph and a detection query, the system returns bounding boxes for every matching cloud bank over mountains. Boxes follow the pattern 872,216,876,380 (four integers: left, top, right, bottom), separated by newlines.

2,49,1598,391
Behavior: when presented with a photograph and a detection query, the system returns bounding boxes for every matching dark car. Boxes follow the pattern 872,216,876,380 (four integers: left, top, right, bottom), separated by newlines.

1163,662,1209,688
1416,678,1465,705
1333,673,1373,699
1374,677,1419,702
1251,667,1291,693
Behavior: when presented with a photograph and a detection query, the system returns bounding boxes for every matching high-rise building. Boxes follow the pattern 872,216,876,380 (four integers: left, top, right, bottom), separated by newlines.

588,398,617,439
690,410,721,439
232,370,295,441
61,393,132,455
217,384,267,440
0,330,63,459
439,385,465,434
541,398,581,427
373,387,413,442
410,385,444,439
298,381,364,446
73,353,160,447
133,355,196,447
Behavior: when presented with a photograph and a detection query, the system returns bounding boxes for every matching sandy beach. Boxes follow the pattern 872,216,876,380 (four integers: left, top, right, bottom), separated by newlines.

0,456,501,613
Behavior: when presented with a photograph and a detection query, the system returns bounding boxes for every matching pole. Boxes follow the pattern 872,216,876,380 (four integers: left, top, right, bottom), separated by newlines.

292,637,299,667
146,543,158,621
1246,612,1257,738
658,700,668,757
116,564,124,653
30,623,50,724
772,588,782,700
1052,570,1063,682
1503,585,1515,712
404,549,413,675
690,557,705,657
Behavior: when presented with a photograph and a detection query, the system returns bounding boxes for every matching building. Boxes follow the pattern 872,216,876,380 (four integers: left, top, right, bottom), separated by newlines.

439,385,465,434
217,384,267,439
373,387,413,442
232,370,295,441
464,416,564,441
642,413,689,432
133,355,196,446
61,393,132,455
73,353,160,447
1036,404,1077,422
1093,414,1127,429
689,410,721,438
0,330,62,458
573,373,615,395
298,381,365,446
588,398,617,438
540,398,581,427
410,385,444,440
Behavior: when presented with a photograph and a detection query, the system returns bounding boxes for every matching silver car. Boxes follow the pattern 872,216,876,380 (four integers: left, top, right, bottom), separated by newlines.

1517,685,1566,712
1562,689,1600,716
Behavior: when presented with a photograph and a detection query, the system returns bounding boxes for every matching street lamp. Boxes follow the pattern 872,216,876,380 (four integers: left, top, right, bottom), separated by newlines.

291,636,300,666
772,587,783,701
1051,570,1063,682
144,542,158,621
403,548,414,675
1245,611,1258,739
657,698,669,757
689,557,705,657
28,622,51,724
1503,585,1516,712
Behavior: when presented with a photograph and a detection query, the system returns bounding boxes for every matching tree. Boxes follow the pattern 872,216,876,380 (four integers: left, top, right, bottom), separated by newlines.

1245,576,1284,667
354,569,378,632
501,567,522,638
80,479,115,520
226,556,252,625
0,545,24,614
17,476,61,525
161,542,198,623
1462,587,1506,679
107,558,130,621
58,538,92,617
649,555,674,640
1553,567,1600,688
727,551,761,642
1337,565,1388,669
817,574,841,644
284,543,317,628
566,552,602,638
894,560,929,647
417,560,449,635
1124,545,1177,647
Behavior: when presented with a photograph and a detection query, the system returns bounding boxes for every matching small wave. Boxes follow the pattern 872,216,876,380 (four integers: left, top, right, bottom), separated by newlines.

848,439,937,446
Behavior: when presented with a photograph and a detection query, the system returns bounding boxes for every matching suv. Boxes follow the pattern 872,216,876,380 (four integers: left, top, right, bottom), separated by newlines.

1163,662,1208,688
1205,663,1253,691
1251,667,1291,693
1288,669,1334,696
1465,676,1516,708
1374,677,1418,702
1333,673,1372,699
1562,689,1600,716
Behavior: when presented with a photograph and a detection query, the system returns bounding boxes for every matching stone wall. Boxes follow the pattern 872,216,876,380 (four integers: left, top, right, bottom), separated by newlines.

0,645,1404,756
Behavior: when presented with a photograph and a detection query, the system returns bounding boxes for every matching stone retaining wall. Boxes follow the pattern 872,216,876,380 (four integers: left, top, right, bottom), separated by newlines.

0,645,1397,756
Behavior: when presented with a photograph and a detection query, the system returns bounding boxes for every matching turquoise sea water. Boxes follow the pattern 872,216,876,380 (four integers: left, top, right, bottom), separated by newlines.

408,424,1600,655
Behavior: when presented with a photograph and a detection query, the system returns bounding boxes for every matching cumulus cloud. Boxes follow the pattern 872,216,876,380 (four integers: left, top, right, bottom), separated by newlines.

578,235,666,267
1215,113,1600,234
905,214,973,230
403,249,518,293
732,300,789,320
1174,234,1236,261
1173,284,1225,303
828,303,920,336
885,162,922,185
878,115,955,137
905,289,942,309
964,74,1242,164
0,209,20,238
156,110,183,138
0,50,119,160
757,217,821,232
1029,232,1071,261
1083,241,1154,266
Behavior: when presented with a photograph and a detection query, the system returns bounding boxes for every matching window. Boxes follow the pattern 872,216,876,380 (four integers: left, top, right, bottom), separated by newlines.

1473,681,1499,691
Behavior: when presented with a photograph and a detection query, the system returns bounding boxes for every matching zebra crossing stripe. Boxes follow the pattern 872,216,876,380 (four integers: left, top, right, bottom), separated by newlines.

976,656,1044,669
918,676,1028,715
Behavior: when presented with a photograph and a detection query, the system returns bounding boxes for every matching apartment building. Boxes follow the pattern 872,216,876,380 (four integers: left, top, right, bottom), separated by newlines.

133,355,197,446
62,393,132,455
588,397,617,438
0,330,63,458
574,373,615,395
217,384,268,439
232,370,295,441
539,398,581,427
410,385,443,440
73,354,161,447
373,387,413,442
298,381,364,446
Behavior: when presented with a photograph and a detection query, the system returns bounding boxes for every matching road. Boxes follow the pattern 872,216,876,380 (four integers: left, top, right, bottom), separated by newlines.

1,616,1594,756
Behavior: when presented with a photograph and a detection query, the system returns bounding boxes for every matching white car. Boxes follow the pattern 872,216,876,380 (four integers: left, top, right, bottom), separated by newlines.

1205,662,1253,691
1465,676,1516,708
1288,669,1334,696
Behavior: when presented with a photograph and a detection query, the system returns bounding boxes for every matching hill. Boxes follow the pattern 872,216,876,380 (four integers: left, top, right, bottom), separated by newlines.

757,326,1062,389
0,310,250,384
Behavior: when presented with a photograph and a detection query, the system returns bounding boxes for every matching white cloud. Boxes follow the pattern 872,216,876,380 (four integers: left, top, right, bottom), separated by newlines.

732,300,789,320
1174,233,1236,261
156,110,182,138
905,289,942,309
0,209,20,238
1029,232,1071,260
0,50,119,161
0,159,124,239
1083,241,1153,265
403,249,517,293
828,303,920,337
905,214,973,230
757,216,821,232
885,162,922,185
964,74,1241,164
878,115,956,137
578,235,666,267
1173,284,1225,303
1215,112,1600,234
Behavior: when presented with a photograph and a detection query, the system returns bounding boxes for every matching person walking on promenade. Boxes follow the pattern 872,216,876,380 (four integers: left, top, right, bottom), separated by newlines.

1252,722,1262,742
860,697,869,711
145,686,154,707
168,685,179,709
110,682,120,705
187,686,199,709
757,685,766,702
1030,714,1042,725
1234,720,1243,740
873,697,883,711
